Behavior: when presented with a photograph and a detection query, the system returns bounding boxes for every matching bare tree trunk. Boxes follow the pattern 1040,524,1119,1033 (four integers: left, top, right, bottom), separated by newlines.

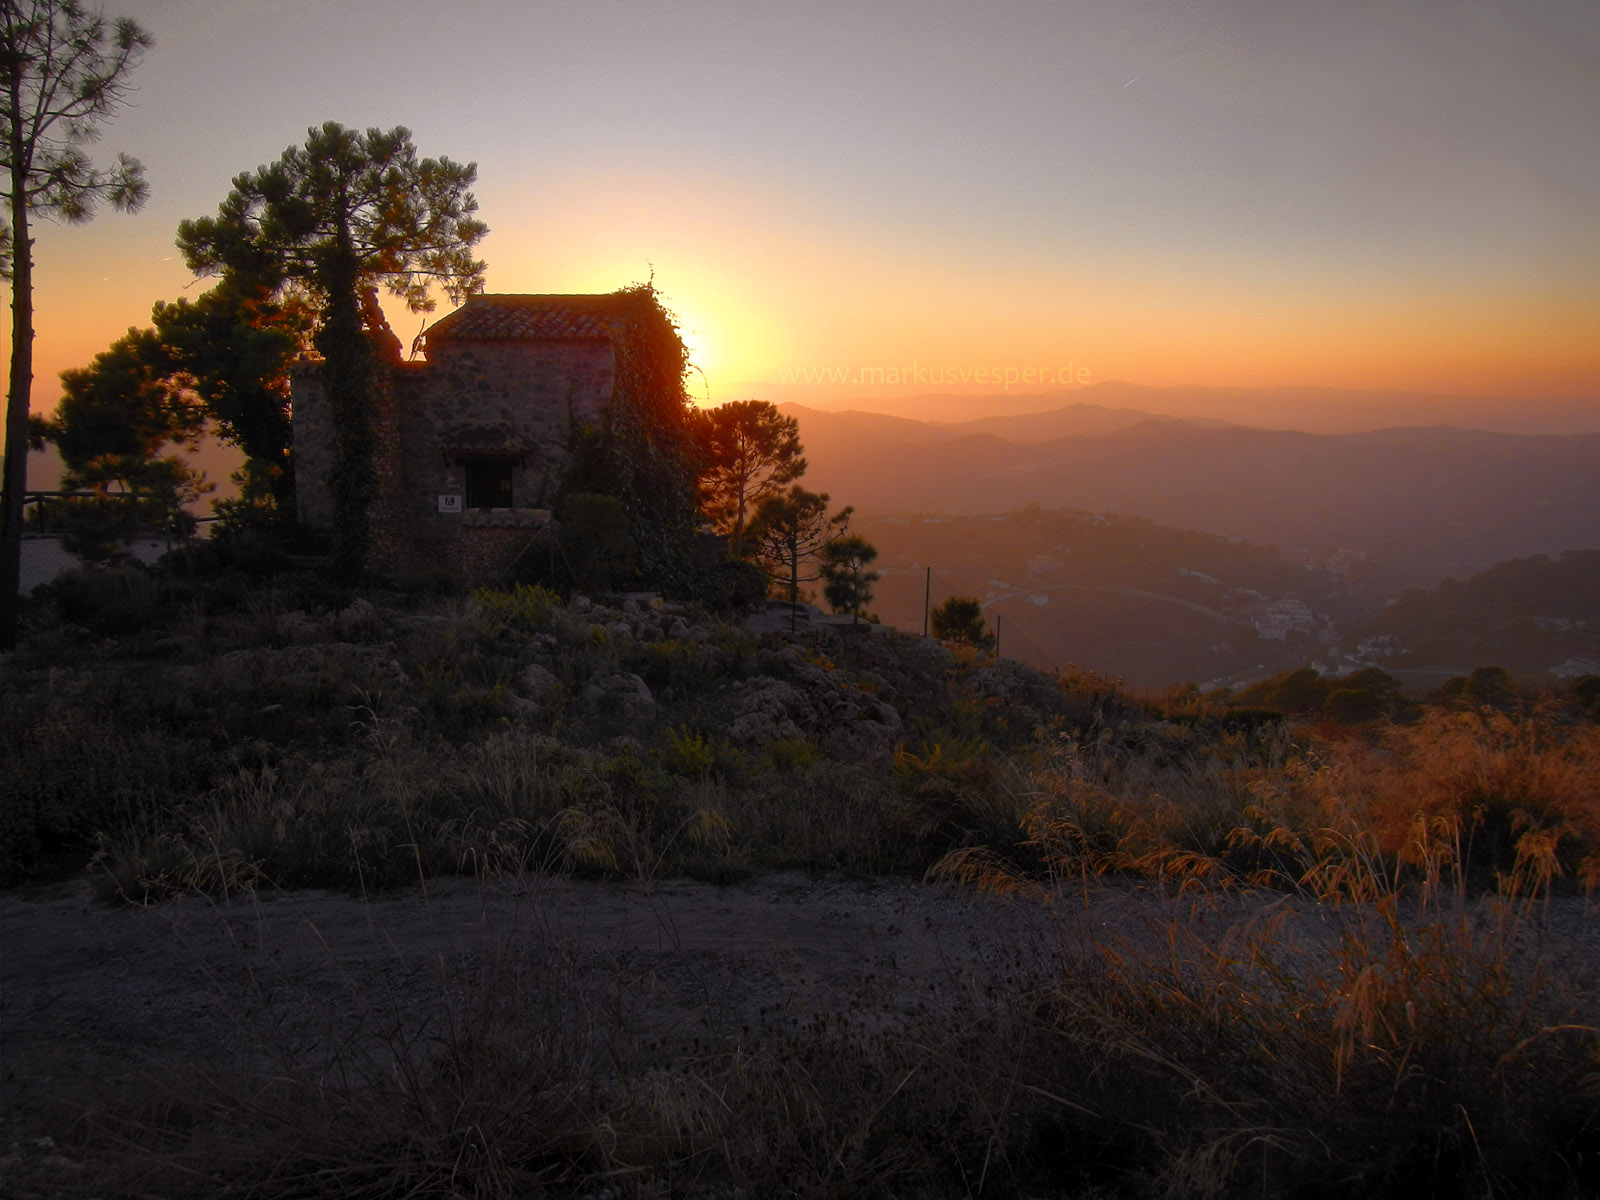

317,246,375,578
1,175,32,651
787,539,799,633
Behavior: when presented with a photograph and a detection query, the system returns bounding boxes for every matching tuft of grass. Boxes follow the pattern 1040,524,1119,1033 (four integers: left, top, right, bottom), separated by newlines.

1022,873,1599,1199
471,581,565,635
0,690,213,885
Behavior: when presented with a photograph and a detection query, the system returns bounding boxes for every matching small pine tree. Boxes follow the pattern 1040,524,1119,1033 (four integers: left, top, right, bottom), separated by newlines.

748,485,850,630
931,596,993,649
819,534,879,624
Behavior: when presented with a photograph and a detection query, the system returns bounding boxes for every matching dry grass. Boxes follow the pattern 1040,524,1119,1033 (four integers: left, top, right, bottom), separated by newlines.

1024,875,1598,1199
932,701,1599,902
7,580,1600,1196
920,702,1600,1198
43,857,1595,1200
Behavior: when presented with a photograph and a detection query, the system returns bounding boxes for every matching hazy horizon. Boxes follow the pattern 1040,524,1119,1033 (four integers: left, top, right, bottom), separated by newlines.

754,381,1600,436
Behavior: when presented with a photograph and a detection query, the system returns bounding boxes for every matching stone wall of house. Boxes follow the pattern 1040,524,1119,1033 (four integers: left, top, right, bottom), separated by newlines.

366,364,416,577
293,336,614,583
394,338,614,524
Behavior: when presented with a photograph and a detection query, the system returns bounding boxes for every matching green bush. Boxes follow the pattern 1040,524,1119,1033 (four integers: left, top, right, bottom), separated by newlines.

693,558,768,612
659,724,716,777
41,564,165,635
472,582,563,634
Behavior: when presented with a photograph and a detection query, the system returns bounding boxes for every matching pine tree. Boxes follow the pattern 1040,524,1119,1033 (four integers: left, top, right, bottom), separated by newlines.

695,399,806,558
178,122,487,574
2,0,151,648
819,534,879,624
748,484,851,631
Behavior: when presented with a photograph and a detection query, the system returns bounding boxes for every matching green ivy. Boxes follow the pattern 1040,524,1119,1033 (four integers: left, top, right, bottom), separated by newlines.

560,285,703,592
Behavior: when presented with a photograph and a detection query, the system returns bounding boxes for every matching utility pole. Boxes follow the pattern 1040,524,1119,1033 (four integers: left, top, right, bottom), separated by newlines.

922,566,931,637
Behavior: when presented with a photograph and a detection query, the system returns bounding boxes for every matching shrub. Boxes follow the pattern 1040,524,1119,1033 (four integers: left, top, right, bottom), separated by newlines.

41,564,165,635
659,724,716,777
638,636,720,697
693,558,768,612
471,582,564,635
930,595,993,649
1436,665,1523,712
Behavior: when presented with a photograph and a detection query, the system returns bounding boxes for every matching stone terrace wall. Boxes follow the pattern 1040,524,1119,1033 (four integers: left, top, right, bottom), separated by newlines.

451,516,554,583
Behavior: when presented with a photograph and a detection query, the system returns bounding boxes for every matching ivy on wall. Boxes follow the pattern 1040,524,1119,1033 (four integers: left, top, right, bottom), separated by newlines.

561,284,703,591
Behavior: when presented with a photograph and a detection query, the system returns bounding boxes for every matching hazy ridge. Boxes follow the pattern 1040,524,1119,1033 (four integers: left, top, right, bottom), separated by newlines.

794,382,1600,436
784,403,1600,596
779,393,1599,689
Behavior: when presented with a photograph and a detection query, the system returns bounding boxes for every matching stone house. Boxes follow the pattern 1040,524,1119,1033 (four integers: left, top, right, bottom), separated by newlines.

293,292,653,582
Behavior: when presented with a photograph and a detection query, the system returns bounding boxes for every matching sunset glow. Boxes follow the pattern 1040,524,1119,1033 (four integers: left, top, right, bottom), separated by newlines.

5,0,1597,420
7,9,1600,1187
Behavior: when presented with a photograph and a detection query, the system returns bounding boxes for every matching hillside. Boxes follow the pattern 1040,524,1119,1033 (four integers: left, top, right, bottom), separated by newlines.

2,564,1597,1199
855,508,1359,688
934,403,1218,442
786,405,1600,594
1347,549,1600,682
803,382,1600,436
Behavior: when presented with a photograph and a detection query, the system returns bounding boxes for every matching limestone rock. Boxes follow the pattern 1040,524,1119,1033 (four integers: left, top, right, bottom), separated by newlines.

582,672,657,725
713,666,903,764
518,662,561,699
217,643,409,691
335,597,379,639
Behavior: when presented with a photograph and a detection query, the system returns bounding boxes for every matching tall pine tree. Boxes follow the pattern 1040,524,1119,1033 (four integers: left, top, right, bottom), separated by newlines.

179,122,487,574
1,0,150,647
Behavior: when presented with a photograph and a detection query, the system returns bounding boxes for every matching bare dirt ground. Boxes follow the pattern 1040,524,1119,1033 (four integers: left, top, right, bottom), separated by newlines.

0,875,1151,1164
3,871,1596,1192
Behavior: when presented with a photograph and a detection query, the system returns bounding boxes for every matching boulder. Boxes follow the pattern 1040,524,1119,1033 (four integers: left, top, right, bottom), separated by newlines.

713,668,903,765
582,672,657,725
518,662,561,699
335,597,379,639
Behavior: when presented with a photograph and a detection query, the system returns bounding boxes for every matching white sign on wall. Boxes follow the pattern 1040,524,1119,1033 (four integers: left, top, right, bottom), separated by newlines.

437,493,463,514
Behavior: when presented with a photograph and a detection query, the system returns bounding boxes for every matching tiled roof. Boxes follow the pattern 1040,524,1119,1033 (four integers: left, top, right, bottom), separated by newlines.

424,294,640,345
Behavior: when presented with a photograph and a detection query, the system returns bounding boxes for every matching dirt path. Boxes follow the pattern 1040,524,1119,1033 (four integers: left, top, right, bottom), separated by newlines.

4,871,1595,1193
1,873,1095,1149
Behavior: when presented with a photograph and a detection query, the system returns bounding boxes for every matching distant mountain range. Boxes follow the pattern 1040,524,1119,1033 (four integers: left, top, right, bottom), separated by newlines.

794,382,1600,436
785,402,1600,594
784,400,1216,448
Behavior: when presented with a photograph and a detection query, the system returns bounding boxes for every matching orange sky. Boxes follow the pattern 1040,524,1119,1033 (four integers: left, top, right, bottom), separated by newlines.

6,0,1599,420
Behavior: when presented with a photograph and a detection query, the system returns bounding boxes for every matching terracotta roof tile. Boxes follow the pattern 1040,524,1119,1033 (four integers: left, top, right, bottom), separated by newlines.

424,294,640,346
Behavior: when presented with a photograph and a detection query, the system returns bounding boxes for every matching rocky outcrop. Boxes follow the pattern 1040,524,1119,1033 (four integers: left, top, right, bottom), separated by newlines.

712,648,903,764
581,672,657,727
